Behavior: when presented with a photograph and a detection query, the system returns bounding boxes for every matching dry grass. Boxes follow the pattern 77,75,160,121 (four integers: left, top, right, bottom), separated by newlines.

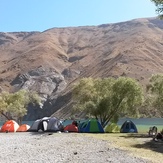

86,133,163,163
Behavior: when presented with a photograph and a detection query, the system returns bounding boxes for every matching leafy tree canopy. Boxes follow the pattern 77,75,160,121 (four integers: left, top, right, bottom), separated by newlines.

72,77,144,127
146,74,163,116
0,89,41,124
151,0,163,18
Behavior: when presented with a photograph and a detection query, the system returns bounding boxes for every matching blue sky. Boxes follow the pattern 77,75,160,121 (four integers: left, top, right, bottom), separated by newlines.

0,0,157,32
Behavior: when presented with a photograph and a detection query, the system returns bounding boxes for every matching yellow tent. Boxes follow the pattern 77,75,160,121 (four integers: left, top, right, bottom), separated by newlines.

104,123,120,133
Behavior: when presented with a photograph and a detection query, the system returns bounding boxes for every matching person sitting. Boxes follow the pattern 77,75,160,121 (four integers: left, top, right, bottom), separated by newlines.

153,130,163,141
153,132,163,141
72,120,78,127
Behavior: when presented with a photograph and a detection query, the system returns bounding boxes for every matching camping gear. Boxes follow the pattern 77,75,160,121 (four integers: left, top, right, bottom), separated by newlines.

47,117,64,132
64,124,78,132
28,117,64,132
148,126,157,137
1,120,19,132
153,133,163,142
78,119,104,133
17,124,30,132
104,123,120,133
120,120,138,133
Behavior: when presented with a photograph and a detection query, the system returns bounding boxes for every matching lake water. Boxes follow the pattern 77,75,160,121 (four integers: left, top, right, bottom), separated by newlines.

60,118,163,133
0,118,163,133
117,118,163,133
118,117,163,125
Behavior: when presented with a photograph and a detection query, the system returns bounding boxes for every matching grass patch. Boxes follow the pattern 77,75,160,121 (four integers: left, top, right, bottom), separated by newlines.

86,133,163,163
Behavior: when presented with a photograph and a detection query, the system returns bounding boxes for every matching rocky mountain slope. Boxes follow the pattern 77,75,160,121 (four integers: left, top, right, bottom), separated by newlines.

0,17,163,120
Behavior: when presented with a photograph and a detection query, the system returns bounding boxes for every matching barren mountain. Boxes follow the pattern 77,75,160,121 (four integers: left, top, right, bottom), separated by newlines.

0,17,163,120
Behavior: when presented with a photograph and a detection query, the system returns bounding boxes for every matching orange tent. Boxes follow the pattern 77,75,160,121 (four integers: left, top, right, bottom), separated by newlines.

17,124,30,132
1,120,19,132
64,124,78,132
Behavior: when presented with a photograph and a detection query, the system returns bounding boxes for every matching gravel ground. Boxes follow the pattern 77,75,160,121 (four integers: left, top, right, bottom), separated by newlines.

0,132,151,163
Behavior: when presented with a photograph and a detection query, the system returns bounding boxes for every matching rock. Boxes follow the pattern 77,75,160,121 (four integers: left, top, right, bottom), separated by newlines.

73,152,78,155
11,66,67,120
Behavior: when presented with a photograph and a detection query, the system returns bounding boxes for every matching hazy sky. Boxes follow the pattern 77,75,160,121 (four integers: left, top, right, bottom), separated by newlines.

0,0,157,32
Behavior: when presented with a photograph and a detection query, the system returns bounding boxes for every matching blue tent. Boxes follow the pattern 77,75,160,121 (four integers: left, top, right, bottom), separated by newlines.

78,119,104,133
120,120,138,133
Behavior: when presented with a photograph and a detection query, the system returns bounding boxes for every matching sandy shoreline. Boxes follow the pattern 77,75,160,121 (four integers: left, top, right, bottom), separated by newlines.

0,132,151,163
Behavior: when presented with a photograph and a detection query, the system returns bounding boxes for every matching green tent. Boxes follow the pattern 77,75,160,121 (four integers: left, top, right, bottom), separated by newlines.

79,119,104,133
104,123,120,133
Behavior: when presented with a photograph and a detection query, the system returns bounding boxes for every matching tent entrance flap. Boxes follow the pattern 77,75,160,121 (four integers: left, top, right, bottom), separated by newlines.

43,121,48,131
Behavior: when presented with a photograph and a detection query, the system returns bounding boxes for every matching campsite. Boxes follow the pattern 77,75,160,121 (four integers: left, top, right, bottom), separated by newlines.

0,117,163,162
0,129,162,162
1,0,163,162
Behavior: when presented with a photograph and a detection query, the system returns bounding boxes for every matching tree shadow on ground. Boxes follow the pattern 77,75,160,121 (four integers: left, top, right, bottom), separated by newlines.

120,133,163,153
120,133,150,138
133,139,163,153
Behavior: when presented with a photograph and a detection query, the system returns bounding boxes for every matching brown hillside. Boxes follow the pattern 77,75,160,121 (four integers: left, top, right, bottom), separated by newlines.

0,17,163,119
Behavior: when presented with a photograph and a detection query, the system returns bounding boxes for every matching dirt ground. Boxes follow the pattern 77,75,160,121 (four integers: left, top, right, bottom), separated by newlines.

87,133,163,163
0,132,148,163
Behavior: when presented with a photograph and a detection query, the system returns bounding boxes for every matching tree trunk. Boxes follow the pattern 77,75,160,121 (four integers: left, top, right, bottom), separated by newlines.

0,112,12,120
17,117,23,125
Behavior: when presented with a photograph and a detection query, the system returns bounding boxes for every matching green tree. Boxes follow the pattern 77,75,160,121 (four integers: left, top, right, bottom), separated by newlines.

151,0,163,18
72,77,144,127
146,74,163,116
0,90,41,124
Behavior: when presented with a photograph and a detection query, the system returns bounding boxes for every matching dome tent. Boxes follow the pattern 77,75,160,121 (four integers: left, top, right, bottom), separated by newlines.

47,117,64,132
64,120,79,132
105,123,120,133
64,124,78,132
28,117,63,132
120,120,138,133
17,124,30,132
1,120,19,132
78,119,104,133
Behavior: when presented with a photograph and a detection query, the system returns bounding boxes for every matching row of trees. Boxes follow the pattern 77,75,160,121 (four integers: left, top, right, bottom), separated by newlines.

0,90,40,124
0,74,163,127
72,74,163,127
